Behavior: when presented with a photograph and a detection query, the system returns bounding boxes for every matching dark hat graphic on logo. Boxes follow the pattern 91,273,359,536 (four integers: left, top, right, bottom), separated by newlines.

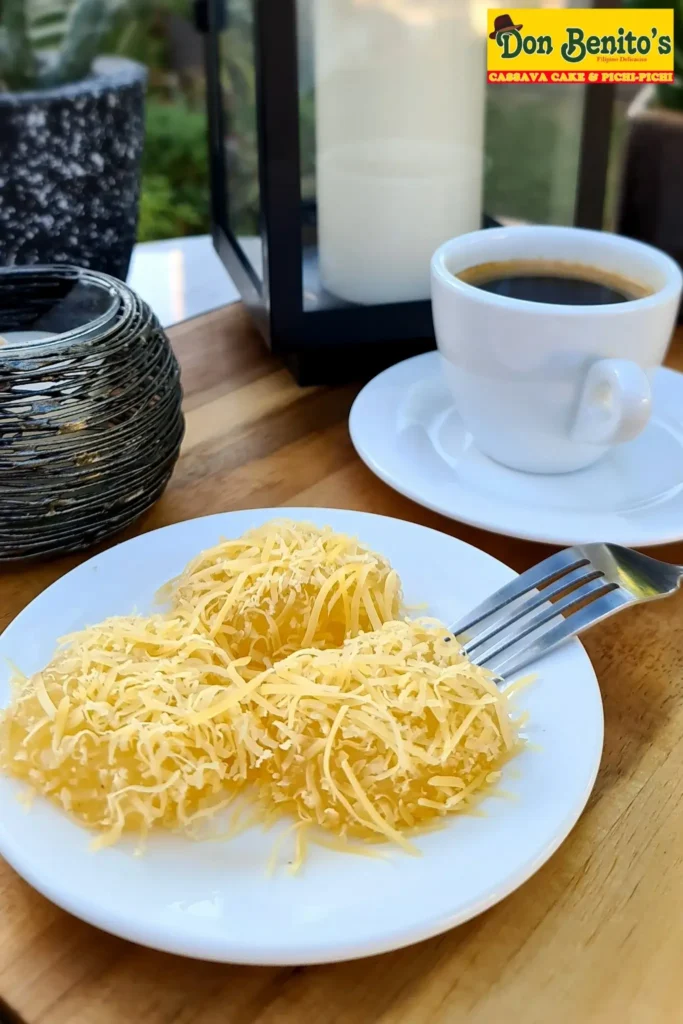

489,13,523,41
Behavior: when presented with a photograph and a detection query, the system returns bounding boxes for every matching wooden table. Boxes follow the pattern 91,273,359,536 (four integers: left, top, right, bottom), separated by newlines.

2,305,683,1024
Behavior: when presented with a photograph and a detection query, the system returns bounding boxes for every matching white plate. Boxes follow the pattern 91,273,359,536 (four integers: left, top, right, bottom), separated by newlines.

350,352,683,547
0,508,603,965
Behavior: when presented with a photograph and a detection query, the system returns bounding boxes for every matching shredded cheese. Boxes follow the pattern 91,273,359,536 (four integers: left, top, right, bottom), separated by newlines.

240,619,521,848
165,520,403,674
0,521,524,862
0,615,251,847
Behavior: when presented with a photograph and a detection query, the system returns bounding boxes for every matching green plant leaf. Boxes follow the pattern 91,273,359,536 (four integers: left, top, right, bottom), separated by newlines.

2,0,39,89
38,0,111,87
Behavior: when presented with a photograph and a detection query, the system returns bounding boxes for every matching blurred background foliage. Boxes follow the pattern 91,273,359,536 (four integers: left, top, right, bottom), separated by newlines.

105,0,211,241
138,101,209,241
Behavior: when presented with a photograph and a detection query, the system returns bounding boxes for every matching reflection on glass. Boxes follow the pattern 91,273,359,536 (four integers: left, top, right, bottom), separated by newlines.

484,0,587,227
221,0,261,243
298,0,317,205
606,83,645,232
484,82,585,226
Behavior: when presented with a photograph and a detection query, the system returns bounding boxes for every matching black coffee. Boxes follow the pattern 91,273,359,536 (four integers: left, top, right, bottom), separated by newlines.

457,259,652,306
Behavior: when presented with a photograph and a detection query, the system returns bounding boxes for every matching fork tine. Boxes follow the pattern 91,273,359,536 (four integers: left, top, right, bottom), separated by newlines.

462,565,603,657
451,547,590,639
471,576,617,668
490,588,632,680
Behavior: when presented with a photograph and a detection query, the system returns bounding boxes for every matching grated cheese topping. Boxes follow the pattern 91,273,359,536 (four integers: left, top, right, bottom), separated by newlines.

0,521,523,862
240,619,520,851
166,520,403,675
0,614,254,848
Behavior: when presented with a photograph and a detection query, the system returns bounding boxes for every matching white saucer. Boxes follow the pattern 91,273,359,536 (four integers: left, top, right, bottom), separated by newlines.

350,352,683,547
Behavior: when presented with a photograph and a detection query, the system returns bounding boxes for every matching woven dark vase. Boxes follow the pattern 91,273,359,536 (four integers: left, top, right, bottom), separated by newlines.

0,265,184,561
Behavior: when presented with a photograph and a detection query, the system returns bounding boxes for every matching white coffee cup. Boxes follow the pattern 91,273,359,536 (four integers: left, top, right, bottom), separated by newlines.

431,226,682,474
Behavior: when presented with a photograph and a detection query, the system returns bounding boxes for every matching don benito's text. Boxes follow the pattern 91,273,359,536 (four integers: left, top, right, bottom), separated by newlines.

497,26,671,61
486,9,674,84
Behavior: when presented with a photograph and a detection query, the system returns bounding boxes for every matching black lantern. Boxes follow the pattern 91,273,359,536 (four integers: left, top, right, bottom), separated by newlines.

199,0,617,385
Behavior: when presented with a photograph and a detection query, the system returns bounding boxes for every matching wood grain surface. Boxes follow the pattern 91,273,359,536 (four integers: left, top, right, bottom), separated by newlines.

2,304,683,1024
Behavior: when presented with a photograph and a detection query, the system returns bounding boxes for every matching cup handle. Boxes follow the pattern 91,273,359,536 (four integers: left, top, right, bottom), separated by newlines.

570,358,652,446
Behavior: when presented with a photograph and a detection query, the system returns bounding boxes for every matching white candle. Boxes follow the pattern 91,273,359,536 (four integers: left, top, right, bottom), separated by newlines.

315,0,487,305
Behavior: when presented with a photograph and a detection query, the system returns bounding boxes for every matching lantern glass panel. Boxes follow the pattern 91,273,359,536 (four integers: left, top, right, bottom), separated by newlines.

221,0,263,287
297,0,603,314
484,0,604,227
298,0,488,310
601,84,634,232
484,82,586,227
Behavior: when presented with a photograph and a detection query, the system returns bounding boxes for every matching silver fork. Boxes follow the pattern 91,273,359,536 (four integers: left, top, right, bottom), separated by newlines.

450,544,683,680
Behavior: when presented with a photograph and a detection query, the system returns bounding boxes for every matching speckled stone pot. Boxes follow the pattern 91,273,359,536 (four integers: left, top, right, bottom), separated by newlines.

0,57,146,282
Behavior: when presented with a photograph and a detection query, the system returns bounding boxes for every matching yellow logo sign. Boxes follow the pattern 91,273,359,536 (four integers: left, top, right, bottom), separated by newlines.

487,8,674,84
